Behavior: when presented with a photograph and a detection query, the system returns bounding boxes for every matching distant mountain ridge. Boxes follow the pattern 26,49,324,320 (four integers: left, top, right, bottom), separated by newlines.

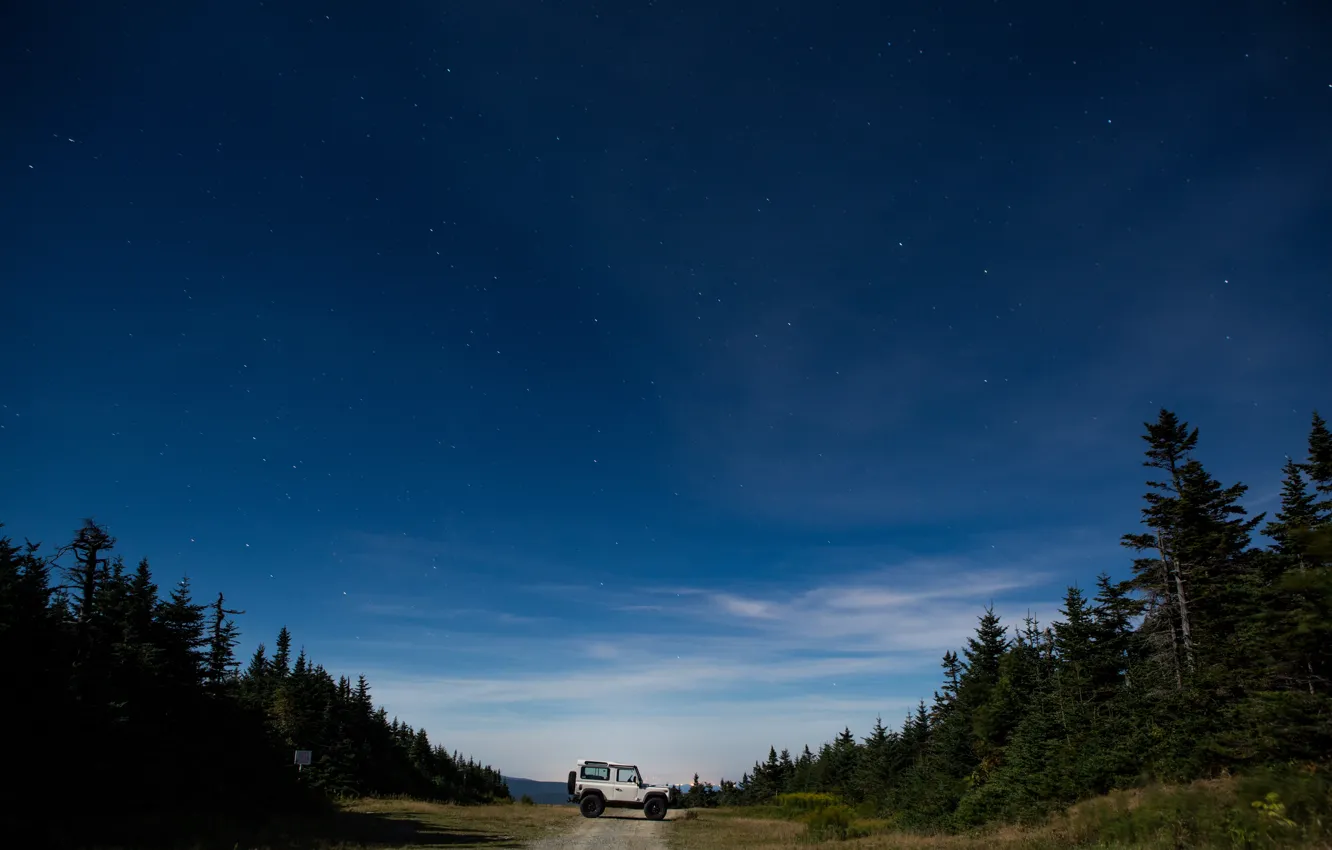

503,777,574,805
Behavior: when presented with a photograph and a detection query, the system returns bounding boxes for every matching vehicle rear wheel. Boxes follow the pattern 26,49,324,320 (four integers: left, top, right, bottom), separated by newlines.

580,794,605,818
644,796,667,820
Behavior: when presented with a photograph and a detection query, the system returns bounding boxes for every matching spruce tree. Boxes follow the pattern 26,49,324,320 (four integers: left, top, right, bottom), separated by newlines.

59,519,115,661
962,606,1009,689
855,717,893,804
1265,459,1321,560
159,576,208,685
778,747,795,792
934,650,963,717
1090,572,1142,698
1052,587,1095,705
1303,411,1332,506
272,625,293,677
1122,409,1198,685
205,592,243,689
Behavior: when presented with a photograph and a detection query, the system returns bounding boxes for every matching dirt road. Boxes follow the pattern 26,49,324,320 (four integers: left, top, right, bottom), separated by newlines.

525,811,675,850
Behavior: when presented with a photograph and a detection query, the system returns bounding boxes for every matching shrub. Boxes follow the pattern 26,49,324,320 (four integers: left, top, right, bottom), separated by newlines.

802,803,856,841
776,792,843,813
1059,765,1332,849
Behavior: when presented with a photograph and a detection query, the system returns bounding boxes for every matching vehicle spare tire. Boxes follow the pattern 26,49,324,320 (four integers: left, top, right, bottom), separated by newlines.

567,770,576,795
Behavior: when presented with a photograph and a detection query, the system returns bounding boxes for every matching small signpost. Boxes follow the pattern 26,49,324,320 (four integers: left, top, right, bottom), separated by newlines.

294,749,312,772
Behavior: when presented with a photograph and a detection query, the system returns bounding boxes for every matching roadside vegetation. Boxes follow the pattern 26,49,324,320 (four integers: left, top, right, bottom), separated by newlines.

669,767,1332,848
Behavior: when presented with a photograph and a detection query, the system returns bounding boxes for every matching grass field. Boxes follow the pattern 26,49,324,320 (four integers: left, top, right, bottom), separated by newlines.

666,808,1108,850
165,798,577,850
332,799,577,848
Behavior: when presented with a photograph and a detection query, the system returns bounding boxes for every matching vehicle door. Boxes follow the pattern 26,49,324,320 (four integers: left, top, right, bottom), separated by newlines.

613,766,641,803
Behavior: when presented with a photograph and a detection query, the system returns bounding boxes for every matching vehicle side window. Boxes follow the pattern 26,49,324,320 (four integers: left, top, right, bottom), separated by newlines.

580,765,610,781
616,767,638,783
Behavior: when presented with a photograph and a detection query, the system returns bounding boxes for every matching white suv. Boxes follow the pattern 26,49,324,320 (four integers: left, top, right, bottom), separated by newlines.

566,759,675,820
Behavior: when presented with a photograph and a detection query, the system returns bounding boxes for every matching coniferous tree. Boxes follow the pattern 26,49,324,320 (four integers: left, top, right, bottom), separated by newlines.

205,592,243,690
855,716,894,805
1089,572,1142,697
1,519,514,848
1266,459,1322,561
272,625,293,677
1121,409,1199,685
1304,411,1332,504
61,519,114,630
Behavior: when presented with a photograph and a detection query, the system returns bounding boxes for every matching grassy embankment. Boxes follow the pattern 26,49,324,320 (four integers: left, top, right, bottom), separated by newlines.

667,766,1332,850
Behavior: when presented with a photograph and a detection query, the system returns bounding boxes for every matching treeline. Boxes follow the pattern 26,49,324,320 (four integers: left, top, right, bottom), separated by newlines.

704,408,1332,828
0,522,509,847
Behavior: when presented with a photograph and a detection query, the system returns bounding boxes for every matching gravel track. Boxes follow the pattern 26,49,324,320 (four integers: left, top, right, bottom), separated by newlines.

524,810,674,850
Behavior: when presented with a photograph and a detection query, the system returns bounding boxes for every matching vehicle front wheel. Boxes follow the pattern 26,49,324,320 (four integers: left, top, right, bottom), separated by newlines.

580,794,605,818
644,797,667,821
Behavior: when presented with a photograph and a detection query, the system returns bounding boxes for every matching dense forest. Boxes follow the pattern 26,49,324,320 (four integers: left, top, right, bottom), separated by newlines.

0,521,509,848
689,408,1332,827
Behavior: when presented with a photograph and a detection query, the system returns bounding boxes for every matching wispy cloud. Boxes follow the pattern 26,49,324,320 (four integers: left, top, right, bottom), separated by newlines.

364,654,922,709
358,600,553,627
320,535,1080,783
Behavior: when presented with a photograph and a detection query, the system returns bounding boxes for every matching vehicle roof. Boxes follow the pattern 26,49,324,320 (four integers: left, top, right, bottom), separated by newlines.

577,759,636,767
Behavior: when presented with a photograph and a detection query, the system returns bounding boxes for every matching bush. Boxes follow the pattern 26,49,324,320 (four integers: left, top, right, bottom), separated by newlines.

1059,765,1332,849
776,792,843,813
801,804,860,841
518,794,534,805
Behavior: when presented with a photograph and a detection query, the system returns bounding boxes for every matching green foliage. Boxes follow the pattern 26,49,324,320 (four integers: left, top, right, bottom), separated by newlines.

749,792,878,843
800,803,857,841
681,772,721,808
708,405,1332,837
777,792,844,812
1060,766,1332,849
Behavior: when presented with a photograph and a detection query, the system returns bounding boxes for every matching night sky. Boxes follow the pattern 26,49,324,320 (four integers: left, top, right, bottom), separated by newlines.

3,0,1329,783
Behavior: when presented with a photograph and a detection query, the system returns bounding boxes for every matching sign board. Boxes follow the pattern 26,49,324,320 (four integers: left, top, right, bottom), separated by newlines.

294,749,312,766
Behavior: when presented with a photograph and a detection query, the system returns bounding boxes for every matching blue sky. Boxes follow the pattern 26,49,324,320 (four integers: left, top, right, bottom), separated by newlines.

2,0,1329,784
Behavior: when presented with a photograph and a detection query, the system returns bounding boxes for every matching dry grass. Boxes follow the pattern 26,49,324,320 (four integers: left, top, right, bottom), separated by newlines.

668,810,807,849
665,809,1022,850
663,807,1121,850
168,798,578,850
334,798,578,847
